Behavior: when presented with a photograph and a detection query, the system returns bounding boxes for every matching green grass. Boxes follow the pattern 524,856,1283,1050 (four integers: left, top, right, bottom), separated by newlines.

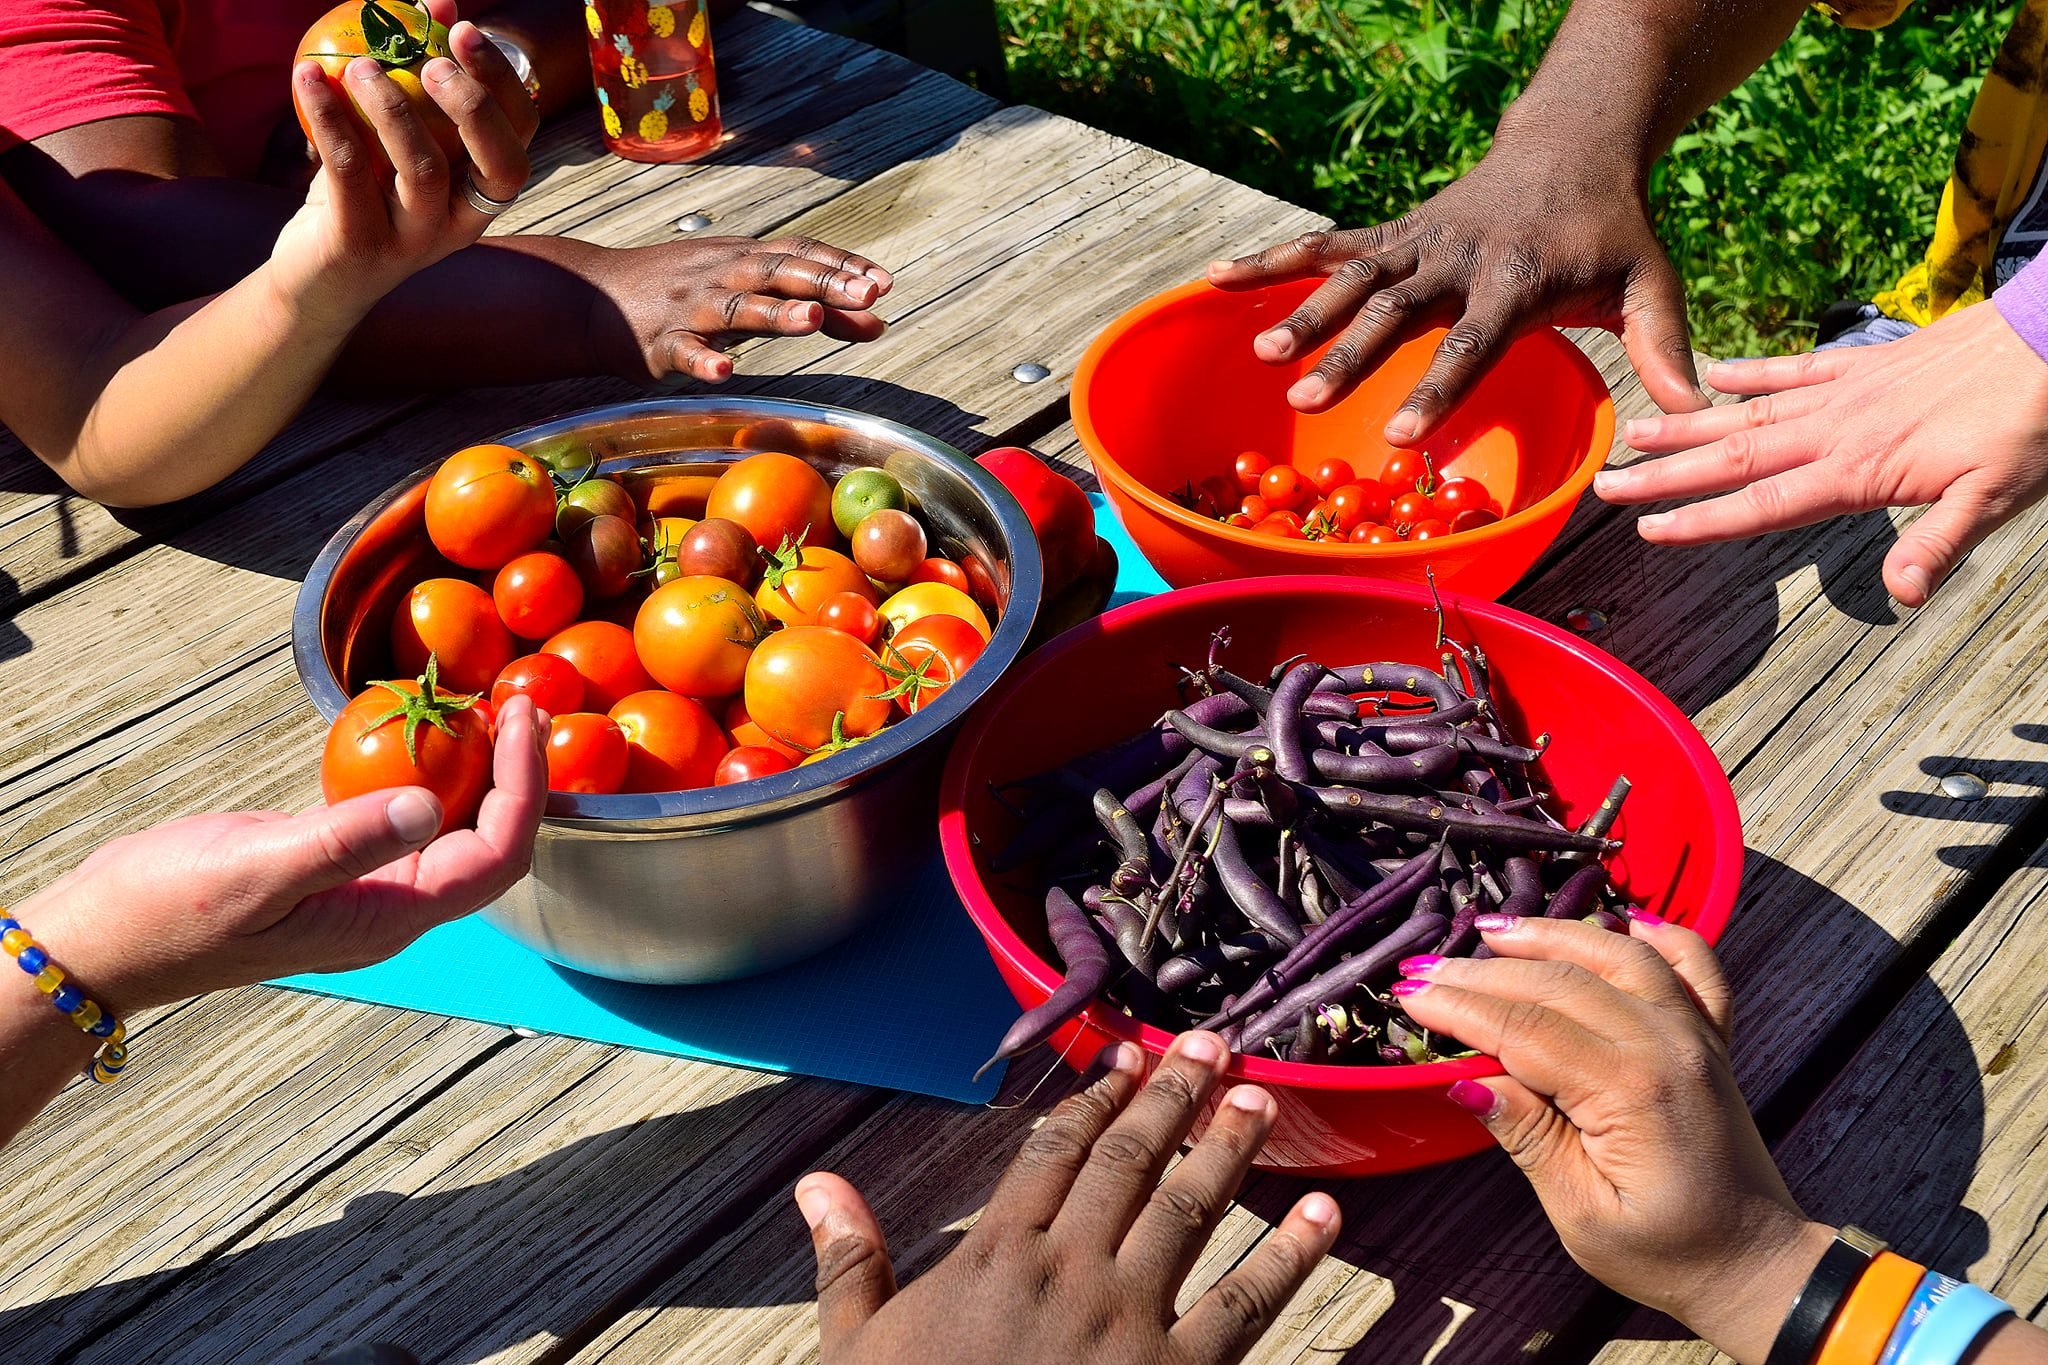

996,0,2009,357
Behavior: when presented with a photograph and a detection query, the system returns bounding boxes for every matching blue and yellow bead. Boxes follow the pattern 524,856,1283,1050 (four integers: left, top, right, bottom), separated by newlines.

0,909,129,1084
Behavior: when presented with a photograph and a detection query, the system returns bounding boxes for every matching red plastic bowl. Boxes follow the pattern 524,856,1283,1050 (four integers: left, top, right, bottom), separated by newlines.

939,576,1740,1176
1072,279,1615,600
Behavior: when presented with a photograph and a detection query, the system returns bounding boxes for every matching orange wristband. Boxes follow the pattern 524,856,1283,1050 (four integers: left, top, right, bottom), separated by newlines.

1817,1252,1926,1365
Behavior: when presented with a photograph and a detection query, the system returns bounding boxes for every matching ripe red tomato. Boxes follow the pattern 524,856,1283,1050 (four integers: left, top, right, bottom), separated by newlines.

547,712,629,794
906,558,971,594
715,745,797,785
1254,514,1305,539
706,453,833,550
1390,490,1435,527
881,614,987,715
493,552,584,640
1224,512,1255,529
1410,518,1451,541
424,445,556,571
1258,465,1308,512
294,0,461,172
491,652,584,719
1451,508,1502,533
391,577,516,695
1351,522,1399,544
1307,457,1355,495
1192,474,1239,518
755,541,876,627
541,620,657,712
1232,450,1270,493
1381,450,1430,490
1323,484,1370,532
817,590,881,645
850,509,926,582
609,690,726,792
1238,494,1272,522
722,695,804,761
1433,477,1492,518
321,671,492,837
634,576,768,699
743,626,893,751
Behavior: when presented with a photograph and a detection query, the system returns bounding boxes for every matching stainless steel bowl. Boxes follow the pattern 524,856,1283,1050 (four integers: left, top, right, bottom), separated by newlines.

292,397,1043,984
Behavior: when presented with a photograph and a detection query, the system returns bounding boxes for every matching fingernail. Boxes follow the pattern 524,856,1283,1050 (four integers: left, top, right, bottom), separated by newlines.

347,56,381,82
1592,469,1627,496
1384,410,1419,442
1473,913,1518,934
1390,979,1429,998
1636,512,1672,535
1899,564,1933,603
1256,328,1294,358
1110,1041,1144,1074
1446,1080,1499,1118
1397,954,1444,976
864,265,894,287
1625,905,1665,927
386,790,441,845
422,56,457,83
1289,375,1329,406
1622,418,1653,444
1226,1084,1272,1114
1207,259,1235,275
1300,1192,1339,1228
793,1177,831,1228
1176,1032,1224,1066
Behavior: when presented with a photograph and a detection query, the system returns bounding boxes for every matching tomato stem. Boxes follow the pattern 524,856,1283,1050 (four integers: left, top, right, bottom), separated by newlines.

363,654,479,766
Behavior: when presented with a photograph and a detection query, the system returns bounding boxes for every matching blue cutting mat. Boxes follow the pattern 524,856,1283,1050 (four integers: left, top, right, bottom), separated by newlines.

272,496,1153,1105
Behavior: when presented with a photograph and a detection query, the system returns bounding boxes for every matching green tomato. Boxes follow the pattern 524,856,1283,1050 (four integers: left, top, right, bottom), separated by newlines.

831,468,908,539
557,477,637,537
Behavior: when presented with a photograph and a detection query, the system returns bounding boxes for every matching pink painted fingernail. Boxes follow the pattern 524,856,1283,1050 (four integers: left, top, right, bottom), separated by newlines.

1473,913,1518,933
1625,905,1665,927
1390,979,1429,998
1446,1080,1499,1118
1397,954,1444,976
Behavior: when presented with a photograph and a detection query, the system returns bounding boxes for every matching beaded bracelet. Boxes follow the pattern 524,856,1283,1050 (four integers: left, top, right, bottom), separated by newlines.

1,914,129,1083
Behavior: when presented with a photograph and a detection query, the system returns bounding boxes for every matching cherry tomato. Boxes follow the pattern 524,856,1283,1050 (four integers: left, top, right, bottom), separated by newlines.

541,620,657,712
1432,476,1492,518
547,712,629,794
491,652,585,719
424,445,556,571
673,516,762,588
492,552,584,640
321,670,491,837
1359,481,1396,524
1255,514,1305,539
706,452,834,550
293,0,460,172
755,540,876,627
817,591,881,645
1323,485,1370,532
1451,508,1502,533
881,614,987,715
633,575,769,699
877,582,991,640
1381,450,1430,490
715,745,797,785
390,577,515,695
1238,494,1272,522
1232,450,1270,493
850,509,927,582
906,558,972,594
1258,465,1308,512
1410,518,1451,541
1307,457,1355,495
1390,490,1435,527
722,695,804,761
567,513,643,600
555,477,637,539
1224,513,1255,529
1351,522,1399,545
609,690,726,792
743,626,893,751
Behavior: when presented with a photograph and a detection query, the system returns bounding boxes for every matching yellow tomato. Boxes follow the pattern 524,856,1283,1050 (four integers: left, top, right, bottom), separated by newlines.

877,583,991,641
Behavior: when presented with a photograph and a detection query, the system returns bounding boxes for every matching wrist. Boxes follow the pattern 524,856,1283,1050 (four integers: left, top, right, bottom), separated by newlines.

253,257,383,344
1676,1216,1838,1365
1487,107,1652,197
10,889,152,1018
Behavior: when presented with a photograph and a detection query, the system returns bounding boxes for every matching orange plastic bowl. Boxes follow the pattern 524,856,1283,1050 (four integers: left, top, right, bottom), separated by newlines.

938,576,1740,1177
1073,279,1616,600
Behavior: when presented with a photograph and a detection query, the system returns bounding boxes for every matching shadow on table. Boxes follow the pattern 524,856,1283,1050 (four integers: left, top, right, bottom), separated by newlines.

1882,726,2048,870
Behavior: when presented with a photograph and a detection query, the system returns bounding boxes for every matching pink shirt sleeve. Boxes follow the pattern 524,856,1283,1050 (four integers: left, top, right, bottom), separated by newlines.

0,0,196,154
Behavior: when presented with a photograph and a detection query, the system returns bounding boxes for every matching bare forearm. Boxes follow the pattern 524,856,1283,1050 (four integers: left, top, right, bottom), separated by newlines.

1494,0,1811,178
1973,1316,2048,1364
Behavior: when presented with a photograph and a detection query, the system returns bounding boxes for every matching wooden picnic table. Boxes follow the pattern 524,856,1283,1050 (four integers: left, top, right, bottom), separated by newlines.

3,14,2046,1363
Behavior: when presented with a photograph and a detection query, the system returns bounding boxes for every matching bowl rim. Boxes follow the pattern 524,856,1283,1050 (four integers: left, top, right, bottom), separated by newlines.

292,395,1045,826
937,573,1744,1091
1070,277,1617,560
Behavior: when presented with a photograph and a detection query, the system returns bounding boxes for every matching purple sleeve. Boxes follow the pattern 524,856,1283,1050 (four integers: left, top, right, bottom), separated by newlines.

1994,251,2048,361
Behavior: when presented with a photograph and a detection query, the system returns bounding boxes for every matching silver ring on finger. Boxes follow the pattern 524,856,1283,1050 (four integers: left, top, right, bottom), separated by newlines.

462,171,516,216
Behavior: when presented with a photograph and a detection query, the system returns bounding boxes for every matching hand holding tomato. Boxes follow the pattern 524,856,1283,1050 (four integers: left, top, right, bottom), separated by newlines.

18,695,545,1015
274,5,537,328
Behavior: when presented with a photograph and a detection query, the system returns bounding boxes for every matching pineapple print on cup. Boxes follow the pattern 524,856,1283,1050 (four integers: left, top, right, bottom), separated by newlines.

646,1,675,37
639,88,676,142
614,34,648,87
584,0,722,161
687,2,707,47
597,87,621,141
584,0,601,38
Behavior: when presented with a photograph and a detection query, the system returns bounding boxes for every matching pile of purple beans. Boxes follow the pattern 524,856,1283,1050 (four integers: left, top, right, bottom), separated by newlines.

978,632,1632,1076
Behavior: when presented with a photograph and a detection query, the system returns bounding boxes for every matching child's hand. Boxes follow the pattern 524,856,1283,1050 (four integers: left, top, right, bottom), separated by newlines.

274,13,537,328
795,1032,1339,1365
583,236,896,383
1397,916,1832,1365
14,697,547,1015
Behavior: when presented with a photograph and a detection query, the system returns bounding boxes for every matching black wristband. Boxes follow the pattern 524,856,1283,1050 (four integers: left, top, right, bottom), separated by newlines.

1763,1226,1886,1365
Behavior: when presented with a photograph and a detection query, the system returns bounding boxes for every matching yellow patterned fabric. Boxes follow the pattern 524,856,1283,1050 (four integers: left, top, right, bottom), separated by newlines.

1816,0,2048,323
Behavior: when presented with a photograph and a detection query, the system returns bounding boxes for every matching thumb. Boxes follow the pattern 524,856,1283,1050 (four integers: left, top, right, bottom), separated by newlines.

796,1172,898,1350
247,789,445,906
1618,255,1706,416
1447,1076,1601,1200
1884,471,2005,607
